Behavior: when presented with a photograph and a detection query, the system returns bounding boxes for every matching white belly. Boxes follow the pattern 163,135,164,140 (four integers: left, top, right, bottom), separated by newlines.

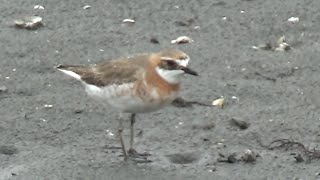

83,83,173,113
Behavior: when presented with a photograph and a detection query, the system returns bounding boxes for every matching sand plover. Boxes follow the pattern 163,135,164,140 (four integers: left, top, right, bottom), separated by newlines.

56,49,198,161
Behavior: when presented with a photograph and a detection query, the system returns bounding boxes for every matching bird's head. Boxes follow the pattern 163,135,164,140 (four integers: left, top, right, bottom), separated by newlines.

155,50,198,84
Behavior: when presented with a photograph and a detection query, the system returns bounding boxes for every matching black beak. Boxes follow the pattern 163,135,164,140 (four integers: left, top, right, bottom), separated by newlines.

180,67,198,76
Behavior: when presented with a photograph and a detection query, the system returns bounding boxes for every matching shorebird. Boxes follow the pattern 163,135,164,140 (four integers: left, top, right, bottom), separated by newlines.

56,49,198,162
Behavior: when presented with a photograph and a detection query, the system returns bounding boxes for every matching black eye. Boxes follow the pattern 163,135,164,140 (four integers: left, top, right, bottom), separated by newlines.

166,60,176,66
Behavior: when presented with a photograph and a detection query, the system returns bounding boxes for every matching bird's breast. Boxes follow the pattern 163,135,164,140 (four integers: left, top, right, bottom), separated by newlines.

83,81,177,113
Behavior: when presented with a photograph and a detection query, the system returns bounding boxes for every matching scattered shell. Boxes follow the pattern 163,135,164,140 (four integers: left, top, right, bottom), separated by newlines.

14,16,43,30
194,26,200,30
240,10,245,13
274,36,291,51
231,96,238,99
44,104,53,108
106,130,114,136
171,36,193,44
251,46,259,50
123,19,135,23
277,36,285,44
288,17,299,23
34,5,45,9
274,42,290,51
83,5,91,9
252,36,290,52
241,149,258,162
212,98,224,108
252,43,272,50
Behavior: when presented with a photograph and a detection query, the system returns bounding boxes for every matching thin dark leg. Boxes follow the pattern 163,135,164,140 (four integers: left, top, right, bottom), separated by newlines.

129,113,136,149
127,114,151,161
118,114,127,160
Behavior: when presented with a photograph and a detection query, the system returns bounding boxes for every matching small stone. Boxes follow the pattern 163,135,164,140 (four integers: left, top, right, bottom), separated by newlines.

150,37,159,44
74,109,83,114
294,154,304,163
217,153,237,163
227,153,237,163
241,149,257,162
0,85,7,93
230,117,250,130
0,145,18,155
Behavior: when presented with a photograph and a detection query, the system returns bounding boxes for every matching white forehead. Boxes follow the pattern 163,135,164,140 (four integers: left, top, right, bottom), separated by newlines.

161,55,190,67
175,58,189,67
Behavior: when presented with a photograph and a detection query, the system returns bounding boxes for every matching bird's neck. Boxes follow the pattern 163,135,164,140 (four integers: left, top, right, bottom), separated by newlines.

145,65,180,96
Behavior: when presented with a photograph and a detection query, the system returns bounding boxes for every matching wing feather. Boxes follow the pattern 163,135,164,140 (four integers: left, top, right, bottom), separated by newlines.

57,55,149,87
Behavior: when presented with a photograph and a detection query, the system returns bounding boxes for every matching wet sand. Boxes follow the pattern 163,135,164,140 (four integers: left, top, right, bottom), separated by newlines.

1,0,320,179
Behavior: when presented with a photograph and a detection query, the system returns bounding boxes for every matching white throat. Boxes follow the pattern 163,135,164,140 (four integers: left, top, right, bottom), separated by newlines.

155,67,184,84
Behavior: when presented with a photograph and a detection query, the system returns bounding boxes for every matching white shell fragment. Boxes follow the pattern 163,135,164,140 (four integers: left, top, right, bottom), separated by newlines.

212,98,225,108
252,36,290,52
274,42,290,51
14,16,43,30
106,129,114,136
276,36,286,45
123,19,135,23
83,5,91,9
274,36,291,51
171,36,193,44
287,17,299,23
251,46,259,50
34,5,45,9
241,149,258,162
194,26,200,30
44,104,53,108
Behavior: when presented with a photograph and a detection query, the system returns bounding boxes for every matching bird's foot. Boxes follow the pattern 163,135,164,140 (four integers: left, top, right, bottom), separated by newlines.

127,148,152,163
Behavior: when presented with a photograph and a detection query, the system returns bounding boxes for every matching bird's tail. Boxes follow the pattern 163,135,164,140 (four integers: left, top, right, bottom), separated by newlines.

55,64,88,80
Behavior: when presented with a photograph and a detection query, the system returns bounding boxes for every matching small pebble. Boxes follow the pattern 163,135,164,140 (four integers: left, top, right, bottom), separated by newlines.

0,85,7,93
150,37,159,44
230,117,250,130
0,145,18,155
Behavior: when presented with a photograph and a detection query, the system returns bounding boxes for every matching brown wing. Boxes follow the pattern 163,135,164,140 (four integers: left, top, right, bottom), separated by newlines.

57,54,149,87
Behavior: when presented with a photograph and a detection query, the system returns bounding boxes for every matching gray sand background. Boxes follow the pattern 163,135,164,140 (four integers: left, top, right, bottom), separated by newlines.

1,0,320,179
